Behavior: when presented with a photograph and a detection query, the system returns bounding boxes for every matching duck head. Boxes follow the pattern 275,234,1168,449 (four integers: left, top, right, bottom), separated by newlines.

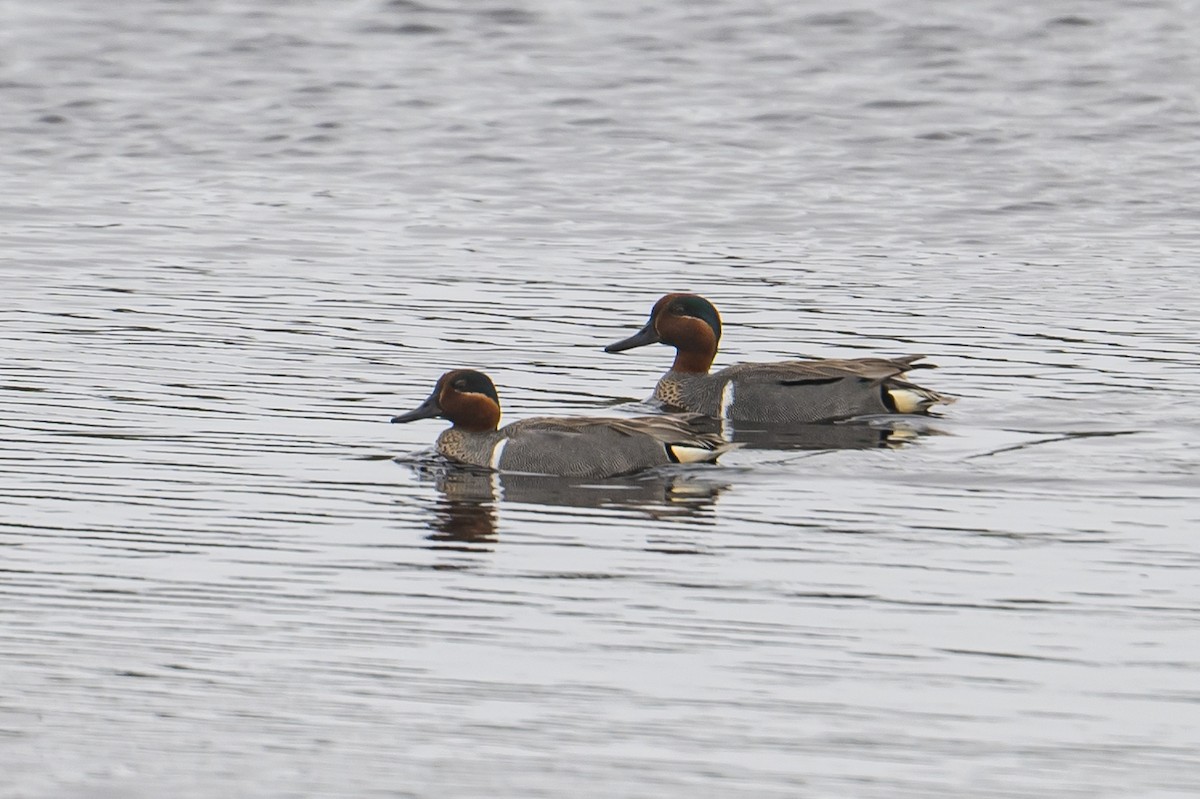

604,293,722,373
391,369,502,432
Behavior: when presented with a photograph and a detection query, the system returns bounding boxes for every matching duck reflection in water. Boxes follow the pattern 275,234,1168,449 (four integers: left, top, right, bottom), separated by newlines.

424,465,499,547
694,415,943,452
407,460,730,544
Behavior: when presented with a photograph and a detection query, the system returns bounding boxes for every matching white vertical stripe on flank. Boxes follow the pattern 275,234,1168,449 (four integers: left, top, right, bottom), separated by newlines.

489,439,508,470
719,381,736,418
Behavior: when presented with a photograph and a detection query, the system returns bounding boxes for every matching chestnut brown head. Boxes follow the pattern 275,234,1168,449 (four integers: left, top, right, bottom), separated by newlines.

604,293,722,373
391,369,502,432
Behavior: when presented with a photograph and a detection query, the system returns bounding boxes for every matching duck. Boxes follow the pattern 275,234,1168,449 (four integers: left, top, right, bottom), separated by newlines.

391,369,738,478
604,293,953,424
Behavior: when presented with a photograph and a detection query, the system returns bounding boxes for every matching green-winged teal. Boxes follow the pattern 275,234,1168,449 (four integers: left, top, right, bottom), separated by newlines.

605,293,953,423
391,369,738,478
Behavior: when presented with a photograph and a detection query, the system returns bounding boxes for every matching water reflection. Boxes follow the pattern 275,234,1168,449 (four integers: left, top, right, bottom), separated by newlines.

424,466,500,548
405,460,729,542
710,416,942,451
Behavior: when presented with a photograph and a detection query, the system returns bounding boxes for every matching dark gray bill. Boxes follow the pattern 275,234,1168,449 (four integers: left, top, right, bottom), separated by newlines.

390,392,442,424
604,320,661,352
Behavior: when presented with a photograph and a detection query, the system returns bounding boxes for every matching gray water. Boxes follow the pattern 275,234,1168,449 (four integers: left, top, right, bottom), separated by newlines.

3,1,1199,797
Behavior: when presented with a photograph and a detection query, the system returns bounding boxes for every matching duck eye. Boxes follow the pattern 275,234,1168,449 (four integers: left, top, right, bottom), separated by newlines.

669,303,686,314
453,379,468,390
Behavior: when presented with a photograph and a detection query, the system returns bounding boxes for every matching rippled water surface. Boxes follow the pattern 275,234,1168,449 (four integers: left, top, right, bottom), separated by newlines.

4,1,1199,797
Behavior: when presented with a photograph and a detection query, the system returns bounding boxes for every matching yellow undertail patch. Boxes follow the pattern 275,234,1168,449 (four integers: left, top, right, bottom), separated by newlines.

668,442,741,463
887,388,954,414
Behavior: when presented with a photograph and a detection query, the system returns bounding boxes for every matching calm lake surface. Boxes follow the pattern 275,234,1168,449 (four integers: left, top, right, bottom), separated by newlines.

3,1,1199,797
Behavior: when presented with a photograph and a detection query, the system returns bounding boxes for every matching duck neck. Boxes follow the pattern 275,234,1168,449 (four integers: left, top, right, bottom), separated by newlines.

670,347,714,374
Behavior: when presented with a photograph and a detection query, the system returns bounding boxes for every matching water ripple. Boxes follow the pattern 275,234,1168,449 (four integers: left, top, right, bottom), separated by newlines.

3,0,1200,796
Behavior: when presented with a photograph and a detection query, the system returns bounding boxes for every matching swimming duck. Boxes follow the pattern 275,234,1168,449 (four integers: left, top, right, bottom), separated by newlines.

391,369,737,478
604,293,953,424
